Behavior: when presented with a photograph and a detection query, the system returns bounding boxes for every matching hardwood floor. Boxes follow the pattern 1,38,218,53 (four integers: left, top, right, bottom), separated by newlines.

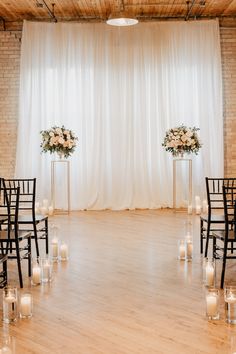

0,210,236,354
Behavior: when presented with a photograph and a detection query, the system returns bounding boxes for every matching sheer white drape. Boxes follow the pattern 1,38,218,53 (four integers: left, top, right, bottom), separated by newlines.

15,20,223,210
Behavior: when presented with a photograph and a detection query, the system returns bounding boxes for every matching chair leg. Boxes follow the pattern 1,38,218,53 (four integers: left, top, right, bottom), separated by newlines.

28,237,31,277
15,241,23,288
204,222,211,257
213,237,216,257
45,218,49,254
200,219,204,254
221,243,228,289
33,223,40,257
3,258,7,286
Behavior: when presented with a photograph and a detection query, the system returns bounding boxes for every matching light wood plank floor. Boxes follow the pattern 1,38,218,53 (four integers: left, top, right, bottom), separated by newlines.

0,210,236,354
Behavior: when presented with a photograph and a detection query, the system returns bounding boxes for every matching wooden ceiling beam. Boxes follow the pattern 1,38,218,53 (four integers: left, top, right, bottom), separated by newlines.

185,0,197,21
41,0,57,22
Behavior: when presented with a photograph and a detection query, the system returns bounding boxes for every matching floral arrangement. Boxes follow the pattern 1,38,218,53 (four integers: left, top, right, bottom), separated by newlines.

40,126,78,158
162,124,202,157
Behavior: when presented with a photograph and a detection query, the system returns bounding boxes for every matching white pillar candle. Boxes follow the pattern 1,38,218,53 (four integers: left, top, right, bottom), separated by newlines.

202,199,208,214
206,294,218,317
48,206,54,216
20,294,32,318
205,263,215,287
52,238,59,258
196,205,201,215
60,243,69,260
187,205,192,214
179,241,186,259
186,239,193,259
32,266,41,285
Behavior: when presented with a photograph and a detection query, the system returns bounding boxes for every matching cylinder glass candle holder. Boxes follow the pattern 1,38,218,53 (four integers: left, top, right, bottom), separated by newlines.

51,237,59,262
42,257,53,283
206,288,219,320
203,258,215,287
195,205,201,215
20,293,33,319
178,240,186,260
3,287,18,323
31,257,42,286
224,286,236,324
60,242,69,261
185,236,193,261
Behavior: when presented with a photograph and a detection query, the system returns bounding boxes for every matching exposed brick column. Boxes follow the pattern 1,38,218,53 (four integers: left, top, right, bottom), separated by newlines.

220,23,236,177
0,30,21,178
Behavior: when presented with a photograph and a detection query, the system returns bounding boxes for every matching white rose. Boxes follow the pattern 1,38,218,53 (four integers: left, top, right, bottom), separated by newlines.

186,131,193,138
49,131,54,137
50,136,58,146
56,127,62,134
58,137,64,144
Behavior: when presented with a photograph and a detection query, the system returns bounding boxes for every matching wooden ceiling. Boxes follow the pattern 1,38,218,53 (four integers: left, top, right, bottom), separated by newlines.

0,0,235,24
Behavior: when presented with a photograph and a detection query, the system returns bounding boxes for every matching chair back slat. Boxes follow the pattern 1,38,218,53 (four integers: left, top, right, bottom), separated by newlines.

222,185,236,235
2,178,36,212
2,181,20,229
206,178,236,211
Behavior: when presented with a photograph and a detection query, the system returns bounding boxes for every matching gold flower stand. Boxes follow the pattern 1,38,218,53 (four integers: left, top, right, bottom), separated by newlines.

51,159,70,214
173,156,192,212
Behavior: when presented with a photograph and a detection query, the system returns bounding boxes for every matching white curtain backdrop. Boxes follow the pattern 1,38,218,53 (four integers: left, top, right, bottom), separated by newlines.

15,20,223,210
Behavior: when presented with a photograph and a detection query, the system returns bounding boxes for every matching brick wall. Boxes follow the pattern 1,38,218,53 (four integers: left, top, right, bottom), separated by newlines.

0,30,21,178
220,22,236,177
0,21,235,178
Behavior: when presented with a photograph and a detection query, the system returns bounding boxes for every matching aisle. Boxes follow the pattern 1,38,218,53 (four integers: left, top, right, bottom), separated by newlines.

0,210,234,354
